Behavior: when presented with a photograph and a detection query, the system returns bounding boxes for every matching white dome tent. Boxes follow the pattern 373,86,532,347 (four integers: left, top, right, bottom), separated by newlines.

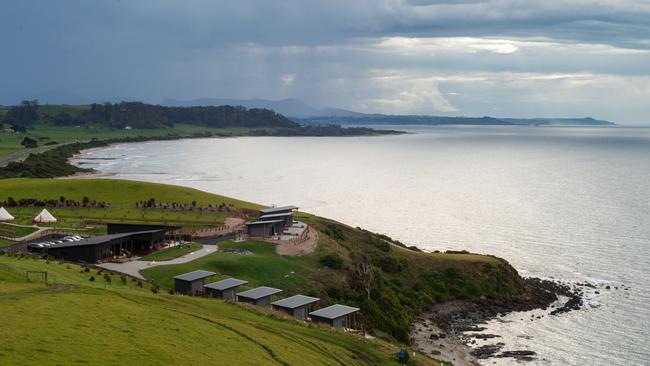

0,207,14,221
33,209,57,224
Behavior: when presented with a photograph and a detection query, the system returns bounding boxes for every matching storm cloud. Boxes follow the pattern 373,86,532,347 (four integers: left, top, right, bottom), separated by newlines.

1,0,649,124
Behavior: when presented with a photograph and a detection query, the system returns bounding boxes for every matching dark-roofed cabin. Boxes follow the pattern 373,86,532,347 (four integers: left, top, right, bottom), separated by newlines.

46,229,170,263
237,286,283,307
174,270,216,296
259,205,298,215
203,278,248,300
272,295,320,319
309,304,360,329
258,212,294,227
245,220,285,237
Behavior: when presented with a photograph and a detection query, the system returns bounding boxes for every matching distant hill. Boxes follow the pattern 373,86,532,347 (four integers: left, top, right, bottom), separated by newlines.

296,115,616,126
163,97,615,125
163,97,320,117
162,97,363,118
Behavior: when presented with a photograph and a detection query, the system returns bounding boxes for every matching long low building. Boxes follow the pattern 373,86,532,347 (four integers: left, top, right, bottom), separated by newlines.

46,229,171,263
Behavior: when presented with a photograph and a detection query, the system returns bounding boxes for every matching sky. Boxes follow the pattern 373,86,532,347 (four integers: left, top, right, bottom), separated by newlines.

1,0,650,124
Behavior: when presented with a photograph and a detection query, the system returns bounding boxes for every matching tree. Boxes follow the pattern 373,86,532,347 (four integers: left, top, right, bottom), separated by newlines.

6,100,39,128
349,254,374,300
20,137,38,148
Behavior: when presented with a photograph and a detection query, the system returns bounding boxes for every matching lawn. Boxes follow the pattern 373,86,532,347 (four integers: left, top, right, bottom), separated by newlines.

0,178,262,231
140,242,203,261
0,254,440,366
142,240,328,295
0,223,39,238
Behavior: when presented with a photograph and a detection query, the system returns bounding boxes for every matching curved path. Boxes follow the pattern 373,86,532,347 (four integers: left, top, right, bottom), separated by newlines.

98,244,219,279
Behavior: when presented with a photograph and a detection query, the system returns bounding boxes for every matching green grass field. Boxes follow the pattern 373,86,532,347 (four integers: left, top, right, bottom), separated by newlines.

140,243,203,261
0,122,253,161
0,254,441,366
0,178,262,231
142,241,323,293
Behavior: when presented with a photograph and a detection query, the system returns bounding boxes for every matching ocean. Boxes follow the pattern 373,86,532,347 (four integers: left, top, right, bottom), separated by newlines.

75,125,650,365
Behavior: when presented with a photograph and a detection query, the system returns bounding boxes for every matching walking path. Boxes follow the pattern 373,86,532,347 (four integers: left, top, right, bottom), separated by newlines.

98,244,219,279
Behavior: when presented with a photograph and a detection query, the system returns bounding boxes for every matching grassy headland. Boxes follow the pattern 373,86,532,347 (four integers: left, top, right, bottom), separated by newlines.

0,254,441,366
1,178,523,344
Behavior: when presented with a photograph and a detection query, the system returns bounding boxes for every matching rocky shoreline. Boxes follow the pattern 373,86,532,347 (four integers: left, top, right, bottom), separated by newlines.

411,277,587,364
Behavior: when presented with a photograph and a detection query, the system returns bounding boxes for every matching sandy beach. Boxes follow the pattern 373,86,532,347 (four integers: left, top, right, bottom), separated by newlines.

411,314,481,366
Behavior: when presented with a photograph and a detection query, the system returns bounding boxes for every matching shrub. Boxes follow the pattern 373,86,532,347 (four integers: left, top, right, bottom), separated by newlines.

21,136,38,148
319,253,343,269
325,286,343,299
83,267,90,273
89,276,95,282
168,289,174,295
120,275,127,285
104,273,111,283
0,250,5,256
376,256,406,273
150,284,159,294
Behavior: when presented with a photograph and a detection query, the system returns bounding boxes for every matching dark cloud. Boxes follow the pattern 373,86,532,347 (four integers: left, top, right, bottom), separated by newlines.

0,0,649,124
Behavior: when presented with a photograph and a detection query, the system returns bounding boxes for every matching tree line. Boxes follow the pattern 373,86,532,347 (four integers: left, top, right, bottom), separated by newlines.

3,100,299,130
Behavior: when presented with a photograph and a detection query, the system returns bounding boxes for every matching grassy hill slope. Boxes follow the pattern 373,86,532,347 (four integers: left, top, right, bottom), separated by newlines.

0,255,441,366
0,178,261,235
2,178,524,345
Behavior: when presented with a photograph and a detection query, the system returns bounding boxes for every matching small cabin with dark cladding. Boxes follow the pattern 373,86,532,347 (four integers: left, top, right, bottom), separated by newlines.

245,220,285,236
271,295,319,319
174,270,216,295
309,304,360,329
203,278,248,300
237,286,283,307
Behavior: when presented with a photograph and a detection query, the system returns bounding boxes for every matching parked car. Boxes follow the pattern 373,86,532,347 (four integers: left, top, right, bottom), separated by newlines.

27,243,46,253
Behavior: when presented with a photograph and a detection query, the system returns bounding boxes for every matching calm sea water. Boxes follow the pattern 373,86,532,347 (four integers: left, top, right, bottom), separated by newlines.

77,126,650,365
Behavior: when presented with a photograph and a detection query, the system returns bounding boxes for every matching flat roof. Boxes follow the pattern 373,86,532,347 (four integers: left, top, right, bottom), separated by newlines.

47,230,166,249
309,304,360,320
245,220,284,226
259,206,299,214
237,286,283,300
272,295,320,309
259,212,293,219
204,278,248,291
174,270,216,282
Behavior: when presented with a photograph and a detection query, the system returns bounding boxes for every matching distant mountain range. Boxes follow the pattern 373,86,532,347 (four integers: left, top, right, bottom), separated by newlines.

3,91,616,126
164,97,616,126
296,115,616,126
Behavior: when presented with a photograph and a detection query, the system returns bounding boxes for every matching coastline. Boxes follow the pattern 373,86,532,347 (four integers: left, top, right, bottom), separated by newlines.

60,145,119,179
411,277,588,364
